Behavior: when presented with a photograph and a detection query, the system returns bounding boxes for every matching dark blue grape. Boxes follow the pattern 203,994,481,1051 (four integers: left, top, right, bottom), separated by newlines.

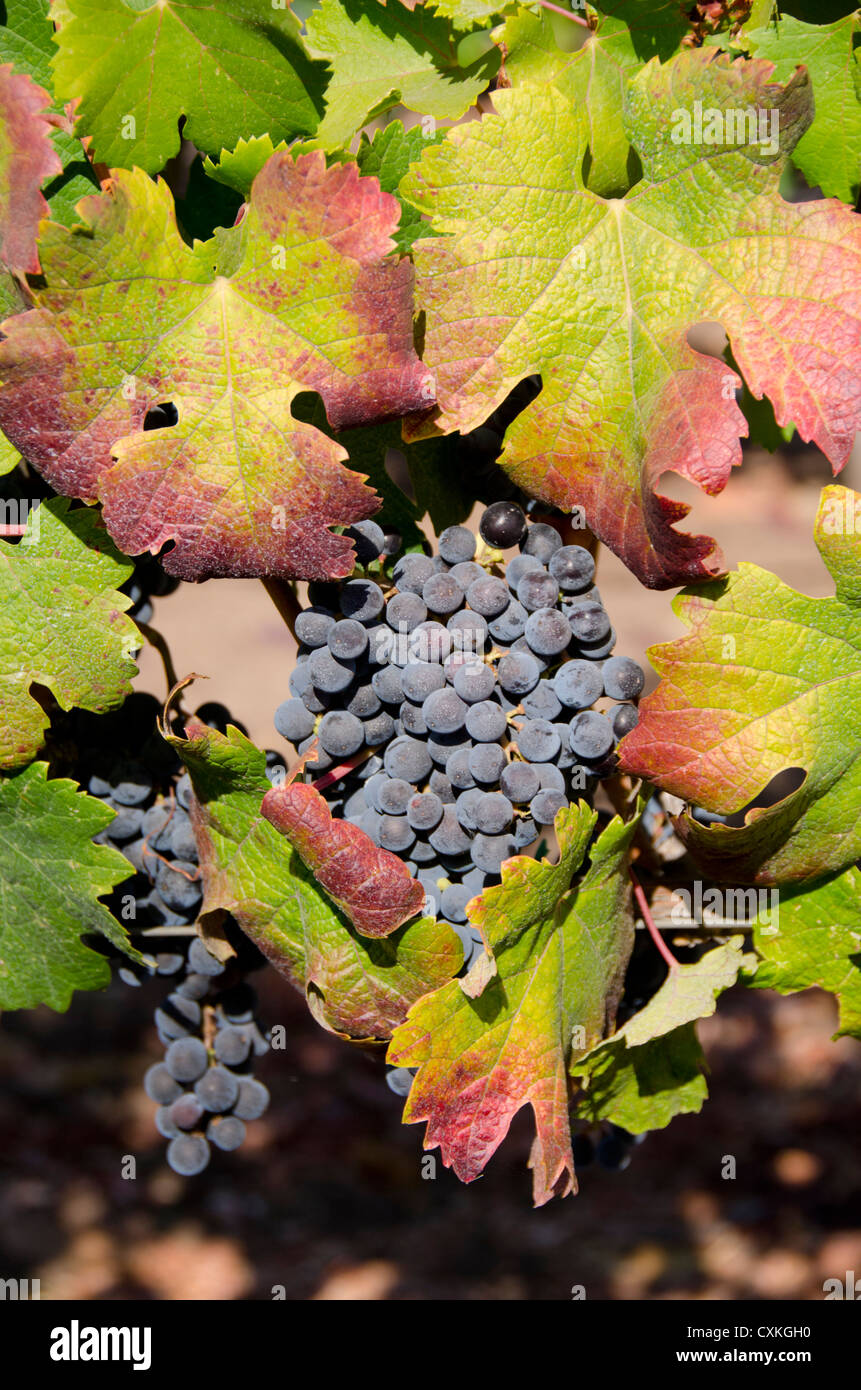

386,591,428,632
465,699,507,742
475,792,513,833
479,501,527,549
274,698,315,744
611,703,639,738
308,647,355,694
447,746,476,789
488,599,527,644
422,572,464,615
468,743,506,785
438,525,476,564
195,1065,240,1114
167,1134,210,1176
165,1036,209,1083
497,651,540,696
554,659,603,710
423,687,468,734
233,1078,270,1121
569,711,615,760
376,777,412,815
449,560,485,593
401,661,446,703
470,832,516,874
364,711,396,746
524,607,571,656
453,661,495,703
549,544,595,592
318,710,364,758
340,579,385,623
407,792,443,832
393,553,434,595
500,761,540,803
440,882,473,924
521,683,561,721
294,607,335,648
514,719,560,763
602,656,645,701
207,1115,247,1151
144,1062,182,1105
567,600,611,644
379,815,416,853
214,1026,253,1067
327,618,368,661
466,575,510,618
531,789,568,825
345,519,385,563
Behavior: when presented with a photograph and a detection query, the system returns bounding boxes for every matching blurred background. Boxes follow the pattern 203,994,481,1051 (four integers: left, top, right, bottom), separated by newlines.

1,437,860,1301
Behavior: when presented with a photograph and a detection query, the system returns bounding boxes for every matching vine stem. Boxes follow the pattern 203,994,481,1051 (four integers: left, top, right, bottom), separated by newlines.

534,0,590,28
262,577,300,642
631,866,680,972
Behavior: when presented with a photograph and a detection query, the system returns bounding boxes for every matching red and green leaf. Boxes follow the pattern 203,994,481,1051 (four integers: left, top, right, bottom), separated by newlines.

402,48,861,587
262,775,425,939
0,152,435,580
619,485,861,885
0,62,60,274
389,804,640,1204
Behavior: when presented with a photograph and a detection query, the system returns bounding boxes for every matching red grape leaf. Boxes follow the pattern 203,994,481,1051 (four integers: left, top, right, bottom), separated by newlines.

402,48,861,587
389,804,640,1205
0,151,435,580
619,485,861,885
262,770,425,940
0,63,61,274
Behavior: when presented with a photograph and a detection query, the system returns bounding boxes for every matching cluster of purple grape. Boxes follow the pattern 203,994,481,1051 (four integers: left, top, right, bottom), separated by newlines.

142,935,271,1176
274,502,644,1008
71,696,271,1175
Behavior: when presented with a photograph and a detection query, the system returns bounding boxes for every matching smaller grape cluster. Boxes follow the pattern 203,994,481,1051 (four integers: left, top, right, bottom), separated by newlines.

70,696,270,1174
274,503,644,975
142,935,271,1176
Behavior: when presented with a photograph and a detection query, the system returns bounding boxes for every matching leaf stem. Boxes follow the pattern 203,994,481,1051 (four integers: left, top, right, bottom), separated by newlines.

534,0,590,28
631,866,679,972
311,745,376,792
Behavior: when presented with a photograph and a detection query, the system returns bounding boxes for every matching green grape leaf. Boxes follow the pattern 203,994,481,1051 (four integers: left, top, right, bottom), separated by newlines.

305,0,498,152
501,5,646,196
0,430,20,474
0,0,99,229
590,0,690,59
356,120,444,252
172,719,462,1042
0,497,138,769
744,13,861,204
620,486,861,885
50,0,326,174
574,1025,707,1132
0,761,137,1010
402,48,861,588
0,63,60,273
202,134,290,197
389,805,640,1205
570,938,748,1131
750,865,861,1039
431,1,509,28
0,154,435,581
293,393,473,551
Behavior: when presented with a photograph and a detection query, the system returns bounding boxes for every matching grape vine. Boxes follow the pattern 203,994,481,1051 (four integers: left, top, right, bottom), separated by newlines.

0,0,859,1210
